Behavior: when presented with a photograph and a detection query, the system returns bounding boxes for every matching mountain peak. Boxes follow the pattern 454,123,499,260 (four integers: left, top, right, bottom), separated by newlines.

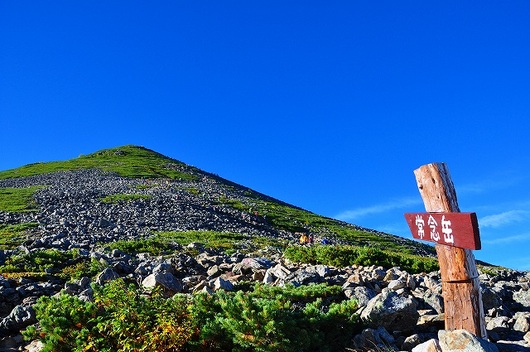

0,145,438,261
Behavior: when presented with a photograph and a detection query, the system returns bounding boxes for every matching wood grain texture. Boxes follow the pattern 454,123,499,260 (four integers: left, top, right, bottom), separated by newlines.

413,163,486,338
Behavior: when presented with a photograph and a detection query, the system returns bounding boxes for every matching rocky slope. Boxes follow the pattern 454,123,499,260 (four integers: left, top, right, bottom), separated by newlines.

0,147,529,351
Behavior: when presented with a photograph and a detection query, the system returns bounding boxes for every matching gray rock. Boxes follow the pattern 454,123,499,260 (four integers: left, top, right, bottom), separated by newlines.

351,328,387,351
241,257,273,269
412,338,442,352
360,289,419,332
438,329,499,352
487,316,510,331
402,334,422,351
0,334,24,351
95,268,120,285
482,286,503,311
513,289,530,308
263,263,292,284
0,304,36,334
153,263,174,274
345,286,376,307
212,277,233,291
419,289,444,314
388,278,407,291
376,326,395,346
513,313,530,333
142,272,183,295
112,260,134,275
306,264,333,278
207,265,222,278
79,288,94,302
24,339,44,352
286,269,322,286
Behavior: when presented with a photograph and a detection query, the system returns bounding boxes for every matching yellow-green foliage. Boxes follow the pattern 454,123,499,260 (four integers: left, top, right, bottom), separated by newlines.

284,244,439,274
0,249,78,274
0,222,38,250
25,280,361,352
0,186,42,212
0,145,197,180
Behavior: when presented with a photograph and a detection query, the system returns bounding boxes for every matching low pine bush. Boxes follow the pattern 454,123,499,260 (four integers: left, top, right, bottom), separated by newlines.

25,279,197,352
25,280,361,351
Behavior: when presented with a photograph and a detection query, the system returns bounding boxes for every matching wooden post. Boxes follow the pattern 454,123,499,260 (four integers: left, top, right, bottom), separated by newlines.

413,163,486,338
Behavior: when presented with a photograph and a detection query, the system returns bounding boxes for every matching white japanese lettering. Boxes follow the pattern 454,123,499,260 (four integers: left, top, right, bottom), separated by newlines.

441,215,454,244
428,215,440,242
415,215,425,239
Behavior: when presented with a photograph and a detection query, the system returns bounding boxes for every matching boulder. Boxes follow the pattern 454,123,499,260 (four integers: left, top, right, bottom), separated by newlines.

24,339,44,352
0,304,36,334
344,286,376,307
142,272,183,296
360,289,419,332
286,268,322,286
412,338,442,352
306,264,333,278
351,328,386,351
482,286,503,311
94,268,120,285
513,313,530,333
211,277,233,291
513,290,530,308
438,329,499,352
263,263,292,284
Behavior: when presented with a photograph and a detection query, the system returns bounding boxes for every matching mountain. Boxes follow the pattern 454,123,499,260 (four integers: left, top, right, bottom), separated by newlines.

0,145,435,257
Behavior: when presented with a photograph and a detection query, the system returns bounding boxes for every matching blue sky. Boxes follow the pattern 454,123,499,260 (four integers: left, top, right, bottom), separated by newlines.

1,2,529,271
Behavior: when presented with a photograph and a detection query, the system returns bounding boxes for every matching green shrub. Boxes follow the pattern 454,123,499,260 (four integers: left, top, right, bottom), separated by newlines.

0,249,78,274
59,258,108,281
25,279,196,352
105,237,176,256
26,281,361,352
189,283,360,351
284,244,439,274
105,230,258,256
0,222,38,250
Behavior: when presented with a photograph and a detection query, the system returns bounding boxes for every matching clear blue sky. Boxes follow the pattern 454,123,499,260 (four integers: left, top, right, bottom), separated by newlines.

1,2,529,271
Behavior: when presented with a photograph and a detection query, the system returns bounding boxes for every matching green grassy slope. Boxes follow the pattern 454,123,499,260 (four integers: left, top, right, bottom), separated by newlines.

0,145,197,180
0,145,438,263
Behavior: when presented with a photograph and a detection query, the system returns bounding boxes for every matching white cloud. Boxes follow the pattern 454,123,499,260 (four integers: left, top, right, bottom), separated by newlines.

481,232,530,245
479,210,530,228
334,197,422,222
459,173,525,195
374,222,411,237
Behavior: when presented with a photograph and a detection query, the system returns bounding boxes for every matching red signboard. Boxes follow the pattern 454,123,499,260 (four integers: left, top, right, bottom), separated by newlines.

404,212,481,250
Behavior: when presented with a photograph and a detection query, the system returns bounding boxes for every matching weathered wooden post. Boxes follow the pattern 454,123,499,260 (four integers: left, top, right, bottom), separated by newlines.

404,162,487,338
